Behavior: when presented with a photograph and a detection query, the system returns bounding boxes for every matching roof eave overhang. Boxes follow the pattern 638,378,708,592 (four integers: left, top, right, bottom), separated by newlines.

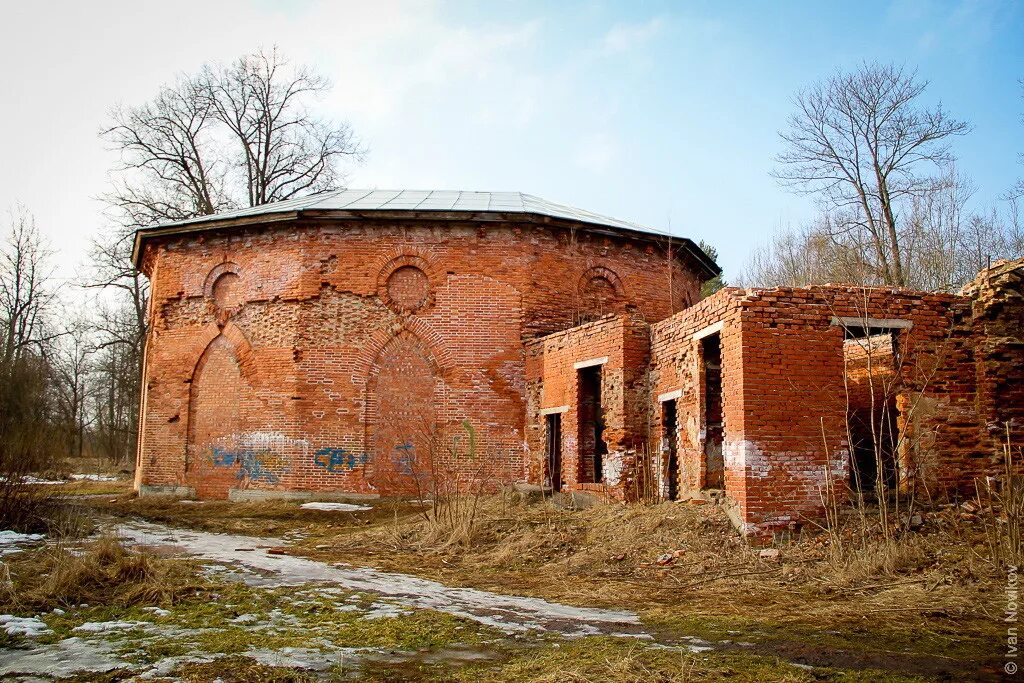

132,209,722,279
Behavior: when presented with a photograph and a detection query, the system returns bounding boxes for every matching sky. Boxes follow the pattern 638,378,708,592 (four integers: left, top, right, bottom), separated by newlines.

1,0,1022,290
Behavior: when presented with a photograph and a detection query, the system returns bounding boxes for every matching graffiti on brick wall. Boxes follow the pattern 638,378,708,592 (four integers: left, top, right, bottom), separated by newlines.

313,447,370,473
205,431,313,485
210,446,284,484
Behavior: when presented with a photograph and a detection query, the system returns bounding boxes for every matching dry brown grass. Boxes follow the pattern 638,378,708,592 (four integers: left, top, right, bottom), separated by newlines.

296,494,997,649
76,489,1001,667
0,535,204,612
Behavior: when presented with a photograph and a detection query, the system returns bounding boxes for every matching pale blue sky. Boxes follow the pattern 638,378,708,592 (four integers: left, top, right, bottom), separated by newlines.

1,0,1021,283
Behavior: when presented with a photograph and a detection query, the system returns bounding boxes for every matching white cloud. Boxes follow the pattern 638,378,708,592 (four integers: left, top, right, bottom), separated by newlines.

602,17,665,54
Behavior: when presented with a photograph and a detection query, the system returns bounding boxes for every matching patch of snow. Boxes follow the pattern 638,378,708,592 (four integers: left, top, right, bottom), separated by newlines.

73,620,148,633
0,615,51,637
0,637,124,677
116,521,647,638
143,607,170,617
299,502,372,512
244,645,354,672
362,602,409,620
0,530,44,557
230,613,259,624
20,476,66,485
69,474,119,482
136,653,217,679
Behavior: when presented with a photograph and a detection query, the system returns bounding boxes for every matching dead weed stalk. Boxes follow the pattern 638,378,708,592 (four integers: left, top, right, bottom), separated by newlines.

976,425,1024,568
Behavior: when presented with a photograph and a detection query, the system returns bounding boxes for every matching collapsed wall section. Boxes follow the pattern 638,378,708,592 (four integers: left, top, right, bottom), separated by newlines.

524,315,650,499
649,286,982,533
963,260,1024,463
648,292,744,511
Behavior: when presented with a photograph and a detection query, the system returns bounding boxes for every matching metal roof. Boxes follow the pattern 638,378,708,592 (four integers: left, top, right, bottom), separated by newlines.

132,189,720,276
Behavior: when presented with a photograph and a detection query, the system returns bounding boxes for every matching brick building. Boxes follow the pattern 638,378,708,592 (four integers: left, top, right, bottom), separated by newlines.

525,262,1023,534
132,189,716,501
133,189,1021,534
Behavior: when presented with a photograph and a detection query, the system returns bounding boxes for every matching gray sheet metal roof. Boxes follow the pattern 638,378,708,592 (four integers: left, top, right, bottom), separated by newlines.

133,189,719,276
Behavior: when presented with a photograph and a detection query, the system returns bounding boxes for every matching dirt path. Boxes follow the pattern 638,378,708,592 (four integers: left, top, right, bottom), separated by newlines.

115,520,648,639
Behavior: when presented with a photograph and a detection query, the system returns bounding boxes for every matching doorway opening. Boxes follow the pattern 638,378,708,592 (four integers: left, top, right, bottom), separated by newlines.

702,333,724,490
577,365,605,483
842,326,901,496
545,413,562,491
662,398,679,500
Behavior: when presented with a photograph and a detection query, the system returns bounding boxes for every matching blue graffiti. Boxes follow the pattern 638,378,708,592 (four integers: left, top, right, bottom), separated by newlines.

391,442,416,476
210,447,282,484
313,447,370,473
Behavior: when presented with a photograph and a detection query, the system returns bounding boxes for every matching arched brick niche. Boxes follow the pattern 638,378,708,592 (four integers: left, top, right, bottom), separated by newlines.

186,336,243,484
364,331,445,493
577,266,627,322
182,322,263,499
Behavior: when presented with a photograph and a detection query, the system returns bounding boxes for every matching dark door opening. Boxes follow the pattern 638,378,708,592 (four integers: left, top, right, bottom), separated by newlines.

545,413,562,491
848,396,898,495
702,333,724,490
662,399,679,500
577,365,606,483
842,328,900,496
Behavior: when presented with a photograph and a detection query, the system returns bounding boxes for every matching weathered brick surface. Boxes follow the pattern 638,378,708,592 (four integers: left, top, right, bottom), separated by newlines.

136,218,702,499
524,315,650,499
526,266,1023,534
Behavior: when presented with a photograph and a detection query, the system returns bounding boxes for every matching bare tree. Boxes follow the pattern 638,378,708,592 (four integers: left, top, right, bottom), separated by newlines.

205,46,363,206
101,75,232,227
94,46,363,466
89,299,141,464
0,208,60,508
0,206,57,365
741,169,1024,291
51,315,94,461
774,62,969,287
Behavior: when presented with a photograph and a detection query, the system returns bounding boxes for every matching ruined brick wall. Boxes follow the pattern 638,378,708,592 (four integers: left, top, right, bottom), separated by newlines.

648,286,983,533
524,315,650,499
137,218,701,499
648,291,744,507
963,260,1024,462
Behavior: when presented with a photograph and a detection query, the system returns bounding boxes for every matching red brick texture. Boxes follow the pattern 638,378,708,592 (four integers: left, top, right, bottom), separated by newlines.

135,218,703,500
524,315,650,499
526,264,1023,534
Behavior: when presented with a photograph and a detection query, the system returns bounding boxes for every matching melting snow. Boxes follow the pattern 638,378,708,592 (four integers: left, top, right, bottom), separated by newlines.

73,620,149,633
0,637,124,677
19,476,65,485
0,530,44,557
299,502,372,512
0,615,50,637
69,474,119,482
116,521,647,638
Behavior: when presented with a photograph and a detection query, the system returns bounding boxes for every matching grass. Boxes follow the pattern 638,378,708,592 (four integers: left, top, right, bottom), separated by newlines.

0,535,203,614
83,493,410,537
458,637,936,683
69,492,1004,679
174,655,319,683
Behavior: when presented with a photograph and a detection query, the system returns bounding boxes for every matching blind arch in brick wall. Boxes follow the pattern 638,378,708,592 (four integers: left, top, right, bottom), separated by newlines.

363,330,449,493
